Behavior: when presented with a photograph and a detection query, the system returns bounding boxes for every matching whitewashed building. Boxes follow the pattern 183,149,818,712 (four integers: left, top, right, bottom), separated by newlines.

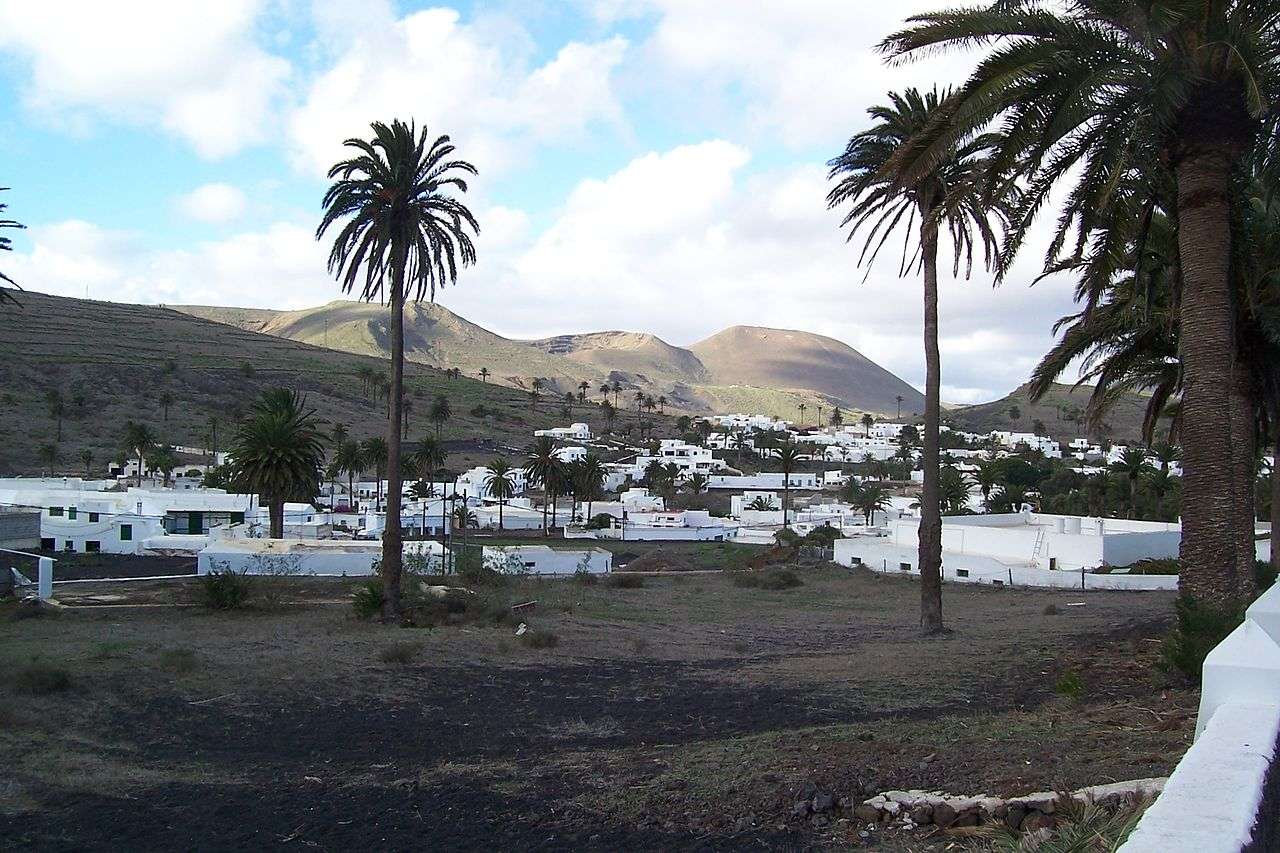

482,544,611,575
534,423,592,441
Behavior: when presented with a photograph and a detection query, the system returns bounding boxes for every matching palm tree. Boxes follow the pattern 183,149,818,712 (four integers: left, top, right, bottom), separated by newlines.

530,378,544,411
973,460,1000,512
611,381,622,408
331,422,349,449
158,391,173,422
318,118,479,619
428,394,451,439
861,413,874,435
657,395,667,414
45,390,65,442
228,390,324,538
848,479,891,526
37,443,58,476
828,87,1003,635
334,439,365,512
576,453,607,520
579,381,590,402
598,383,611,403
207,415,221,464
363,436,389,511
401,397,413,440
0,188,24,305
895,395,904,421
1111,447,1155,520
524,436,563,536
479,367,490,384
79,449,93,478
685,472,710,495
601,399,616,431
122,421,156,487
451,504,477,531
939,466,972,515
774,441,804,529
882,1,1280,611
798,403,807,428
484,458,518,530
830,407,844,428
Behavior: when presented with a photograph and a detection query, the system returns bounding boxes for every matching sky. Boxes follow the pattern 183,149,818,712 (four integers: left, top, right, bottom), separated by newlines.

0,0,1084,404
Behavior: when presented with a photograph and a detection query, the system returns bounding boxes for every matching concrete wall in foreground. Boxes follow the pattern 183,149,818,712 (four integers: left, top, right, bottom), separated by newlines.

1120,583,1280,851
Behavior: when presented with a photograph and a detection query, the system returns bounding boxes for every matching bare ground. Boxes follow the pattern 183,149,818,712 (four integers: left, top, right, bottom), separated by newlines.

0,563,1194,851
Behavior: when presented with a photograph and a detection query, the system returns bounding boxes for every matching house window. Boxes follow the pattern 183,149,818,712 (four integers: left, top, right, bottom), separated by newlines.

85,541,100,553
88,512,99,523
49,507,63,517
231,512,244,524
899,562,912,572
67,507,77,520
848,556,862,566
956,568,970,578
1049,557,1058,571
40,538,54,550
63,541,74,552
119,524,133,542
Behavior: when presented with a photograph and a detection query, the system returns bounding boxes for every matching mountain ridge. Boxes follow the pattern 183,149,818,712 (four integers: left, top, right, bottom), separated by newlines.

176,301,926,419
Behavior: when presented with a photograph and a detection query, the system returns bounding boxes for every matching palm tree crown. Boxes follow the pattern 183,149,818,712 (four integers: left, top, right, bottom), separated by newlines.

229,389,325,538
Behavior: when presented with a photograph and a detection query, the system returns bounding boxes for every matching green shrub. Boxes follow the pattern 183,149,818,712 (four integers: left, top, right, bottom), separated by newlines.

607,573,645,589
1160,596,1245,681
352,579,384,619
1055,669,1084,699
520,629,559,649
773,528,801,548
1256,560,1277,593
585,513,615,530
200,568,252,610
573,568,599,586
1043,603,1061,616
734,568,803,590
456,547,510,587
378,641,422,665
803,526,842,547
14,664,72,695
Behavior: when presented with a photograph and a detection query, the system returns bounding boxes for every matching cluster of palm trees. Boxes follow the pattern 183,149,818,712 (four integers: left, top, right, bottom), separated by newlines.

522,437,608,532
829,2,1280,633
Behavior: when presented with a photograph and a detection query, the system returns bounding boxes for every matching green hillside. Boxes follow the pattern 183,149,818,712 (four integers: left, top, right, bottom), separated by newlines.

947,382,1158,444
0,292,637,477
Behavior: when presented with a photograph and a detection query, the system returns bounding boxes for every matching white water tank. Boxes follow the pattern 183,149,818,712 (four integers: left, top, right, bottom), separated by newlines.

1064,517,1082,535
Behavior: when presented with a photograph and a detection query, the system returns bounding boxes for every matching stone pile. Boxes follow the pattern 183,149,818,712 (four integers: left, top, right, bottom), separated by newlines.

789,777,1165,834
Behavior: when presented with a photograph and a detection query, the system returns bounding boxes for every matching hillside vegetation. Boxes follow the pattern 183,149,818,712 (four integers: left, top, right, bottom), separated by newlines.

177,301,924,419
0,292,633,476
948,382,1157,444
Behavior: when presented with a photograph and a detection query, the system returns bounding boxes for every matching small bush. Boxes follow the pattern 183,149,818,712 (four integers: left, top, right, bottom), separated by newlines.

200,569,252,610
1160,595,1245,681
734,569,803,590
520,629,559,649
1055,669,1084,700
378,641,422,665
158,648,198,674
1257,560,1278,593
456,548,510,587
773,528,801,548
13,664,71,695
1043,603,1061,616
607,573,645,589
352,579,385,619
573,568,599,586
803,526,842,547
585,513,615,530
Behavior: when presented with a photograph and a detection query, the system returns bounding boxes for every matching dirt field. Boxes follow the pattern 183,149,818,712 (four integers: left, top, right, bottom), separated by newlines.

0,562,1195,851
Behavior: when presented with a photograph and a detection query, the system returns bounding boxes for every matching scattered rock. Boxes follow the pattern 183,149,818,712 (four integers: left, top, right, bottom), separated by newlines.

910,803,933,824
932,802,957,828
812,792,836,813
791,800,811,818
1006,804,1026,831
853,804,880,823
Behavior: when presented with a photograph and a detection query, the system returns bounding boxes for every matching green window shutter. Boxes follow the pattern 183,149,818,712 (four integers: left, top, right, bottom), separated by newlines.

119,524,133,542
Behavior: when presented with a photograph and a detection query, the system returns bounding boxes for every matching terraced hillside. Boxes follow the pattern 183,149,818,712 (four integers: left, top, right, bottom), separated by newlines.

948,382,1157,444
0,292,628,476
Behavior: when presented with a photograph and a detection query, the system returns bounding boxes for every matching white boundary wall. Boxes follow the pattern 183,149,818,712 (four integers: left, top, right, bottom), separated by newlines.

1120,583,1280,851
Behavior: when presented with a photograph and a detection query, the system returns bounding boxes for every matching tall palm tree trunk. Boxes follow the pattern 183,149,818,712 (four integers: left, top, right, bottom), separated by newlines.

382,275,406,620
270,498,284,539
917,207,944,635
1230,363,1258,581
1175,150,1253,608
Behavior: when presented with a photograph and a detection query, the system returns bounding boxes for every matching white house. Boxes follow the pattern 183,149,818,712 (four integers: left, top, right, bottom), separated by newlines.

708,473,820,491
631,440,726,481
554,446,588,464
833,510,1187,590
481,544,611,575
456,466,529,501
731,490,781,516
534,423,592,441
0,478,257,555
578,509,738,542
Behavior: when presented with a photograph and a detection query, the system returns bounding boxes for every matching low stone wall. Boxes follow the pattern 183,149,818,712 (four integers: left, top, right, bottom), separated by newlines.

840,778,1164,834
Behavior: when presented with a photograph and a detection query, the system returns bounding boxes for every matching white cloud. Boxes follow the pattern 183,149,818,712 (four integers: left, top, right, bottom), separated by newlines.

287,7,628,177
175,184,248,224
0,0,290,157
593,0,977,149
